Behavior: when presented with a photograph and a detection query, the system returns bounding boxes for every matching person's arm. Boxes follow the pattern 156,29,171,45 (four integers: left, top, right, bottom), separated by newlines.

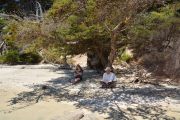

102,73,106,82
112,73,117,81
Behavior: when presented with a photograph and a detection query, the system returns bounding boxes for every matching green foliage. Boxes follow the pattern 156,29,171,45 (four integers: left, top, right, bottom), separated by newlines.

0,50,20,64
117,48,133,62
1,0,178,66
2,21,18,50
48,0,111,58
19,52,42,64
0,18,6,32
130,2,180,56
132,3,178,33
0,50,42,64
48,0,79,20
48,0,149,64
42,46,64,64
120,51,133,62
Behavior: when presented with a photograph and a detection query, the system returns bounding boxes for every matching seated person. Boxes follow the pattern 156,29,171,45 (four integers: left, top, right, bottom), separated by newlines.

101,67,116,88
72,64,83,84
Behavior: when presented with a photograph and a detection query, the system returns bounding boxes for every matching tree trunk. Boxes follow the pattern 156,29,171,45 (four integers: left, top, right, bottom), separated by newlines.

108,32,117,67
63,55,67,64
107,18,129,67
95,46,108,68
87,49,109,70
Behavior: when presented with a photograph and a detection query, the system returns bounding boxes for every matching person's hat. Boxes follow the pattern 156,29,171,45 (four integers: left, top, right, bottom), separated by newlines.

105,67,111,71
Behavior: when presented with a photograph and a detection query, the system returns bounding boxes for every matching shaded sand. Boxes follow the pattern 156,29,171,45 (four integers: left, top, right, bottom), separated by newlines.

0,88,78,120
0,65,180,120
0,65,105,120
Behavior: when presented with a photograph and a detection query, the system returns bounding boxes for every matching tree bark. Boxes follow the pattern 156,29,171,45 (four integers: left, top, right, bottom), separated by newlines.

108,31,117,67
108,18,129,67
95,46,108,68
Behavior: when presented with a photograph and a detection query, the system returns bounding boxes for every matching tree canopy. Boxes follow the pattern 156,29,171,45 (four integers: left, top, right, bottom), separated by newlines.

0,0,179,70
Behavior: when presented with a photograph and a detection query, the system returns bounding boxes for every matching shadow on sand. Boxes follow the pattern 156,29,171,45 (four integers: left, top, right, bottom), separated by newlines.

8,70,179,120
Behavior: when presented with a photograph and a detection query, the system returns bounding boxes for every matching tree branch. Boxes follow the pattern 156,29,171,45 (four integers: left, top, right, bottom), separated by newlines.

0,13,23,21
113,16,130,33
104,23,111,32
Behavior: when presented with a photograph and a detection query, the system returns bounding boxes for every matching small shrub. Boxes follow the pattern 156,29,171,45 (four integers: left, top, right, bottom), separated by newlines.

41,47,64,64
0,56,5,64
0,51,42,65
120,49,133,62
2,50,20,64
19,52,42,64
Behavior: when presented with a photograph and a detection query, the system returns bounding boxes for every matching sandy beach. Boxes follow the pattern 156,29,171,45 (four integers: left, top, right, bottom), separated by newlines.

0,65,180,120
0,65,105,120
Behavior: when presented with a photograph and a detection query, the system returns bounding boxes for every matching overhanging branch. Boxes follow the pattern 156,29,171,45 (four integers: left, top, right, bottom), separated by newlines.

0,13,23,21
112,17,131,33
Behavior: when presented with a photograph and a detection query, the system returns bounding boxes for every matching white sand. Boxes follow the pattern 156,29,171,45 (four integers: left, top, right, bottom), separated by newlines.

0,65,105,120
0,65,179,120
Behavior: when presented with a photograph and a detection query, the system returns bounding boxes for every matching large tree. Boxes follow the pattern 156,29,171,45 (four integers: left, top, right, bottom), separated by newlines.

2,0,177,68
47,0,159,67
